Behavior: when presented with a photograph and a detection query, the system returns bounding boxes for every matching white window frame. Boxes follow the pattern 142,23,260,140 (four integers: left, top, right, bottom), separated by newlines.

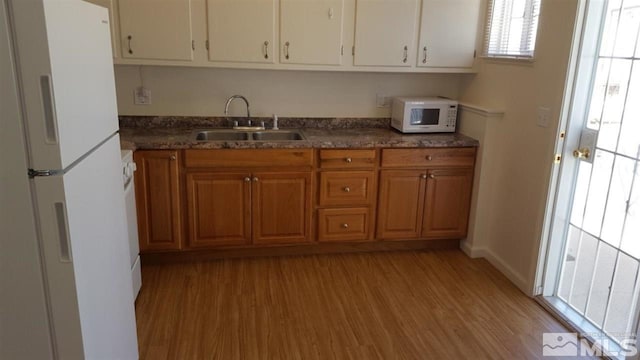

483,0,542,60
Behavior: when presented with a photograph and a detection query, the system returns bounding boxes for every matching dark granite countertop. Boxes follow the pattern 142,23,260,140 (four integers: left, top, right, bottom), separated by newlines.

119,127,479,151
118,115,479,150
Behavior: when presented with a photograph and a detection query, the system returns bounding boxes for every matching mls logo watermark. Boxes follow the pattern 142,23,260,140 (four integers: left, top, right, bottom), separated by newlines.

543,332,638,357
543,333,578,356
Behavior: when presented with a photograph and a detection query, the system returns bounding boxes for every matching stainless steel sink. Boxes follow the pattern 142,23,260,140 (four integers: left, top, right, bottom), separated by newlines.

194,129,305,141
252,131,305,141
195,130,250,141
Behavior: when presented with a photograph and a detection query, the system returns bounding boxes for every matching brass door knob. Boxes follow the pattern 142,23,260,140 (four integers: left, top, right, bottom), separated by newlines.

573,148,591,160
244,177,251,182
341,223,349,229
345,157,352,163
343,186,351,192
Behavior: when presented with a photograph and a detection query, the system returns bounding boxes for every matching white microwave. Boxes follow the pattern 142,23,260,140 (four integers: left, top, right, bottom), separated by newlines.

391,97,458,133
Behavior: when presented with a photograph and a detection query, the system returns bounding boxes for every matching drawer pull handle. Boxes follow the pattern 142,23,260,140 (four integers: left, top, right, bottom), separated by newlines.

343,186,351,193
244,177,251,182
426,155,433,161
345,157,352,163
341,223,349,229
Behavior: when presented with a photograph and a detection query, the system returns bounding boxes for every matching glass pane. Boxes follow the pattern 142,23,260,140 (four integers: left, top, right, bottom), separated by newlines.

603,253,639,341
620,160,640,259
570,160,593,226
558,225,582,301
601,156,635,247
612,0,640,58
600,0,623,57
583,150,615,236
586,59,612,130
617,61,640,159
569,232,599,313
585,243,618,327
596,59,632,152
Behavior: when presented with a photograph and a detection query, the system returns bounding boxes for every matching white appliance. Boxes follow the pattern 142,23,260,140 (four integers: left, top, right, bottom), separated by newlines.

122,150,142,300
0,0,138,359
391,97,458,133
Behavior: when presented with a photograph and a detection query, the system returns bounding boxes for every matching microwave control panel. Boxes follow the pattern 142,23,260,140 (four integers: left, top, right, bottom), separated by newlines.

447,106,457,127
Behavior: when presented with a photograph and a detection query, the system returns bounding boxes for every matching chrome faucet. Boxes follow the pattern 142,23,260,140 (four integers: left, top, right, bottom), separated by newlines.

224,95,252,127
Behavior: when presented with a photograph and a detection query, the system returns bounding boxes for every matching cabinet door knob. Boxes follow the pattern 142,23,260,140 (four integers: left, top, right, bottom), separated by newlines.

421,174,427,179
341,223,349,229
429,174,435,179
244,177,251,182
253,177,259,182
426,155,433,161
169,155,176,160
343,186,351,193
344,157,352,163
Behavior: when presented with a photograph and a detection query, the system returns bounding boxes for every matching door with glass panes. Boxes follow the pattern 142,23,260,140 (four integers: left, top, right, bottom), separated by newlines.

542,0,640,352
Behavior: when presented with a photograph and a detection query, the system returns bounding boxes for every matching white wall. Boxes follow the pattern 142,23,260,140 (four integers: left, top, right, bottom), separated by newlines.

114,66,468,117
458,0,580,295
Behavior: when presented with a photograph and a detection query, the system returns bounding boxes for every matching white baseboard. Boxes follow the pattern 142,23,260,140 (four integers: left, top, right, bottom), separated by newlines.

459,242,532,296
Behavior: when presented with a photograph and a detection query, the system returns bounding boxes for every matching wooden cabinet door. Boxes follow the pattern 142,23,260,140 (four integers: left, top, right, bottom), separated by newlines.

118,0,193,61
251,172,312,244
207,0,276,63
280,0,344,65
134,150,182,251
421,168,473,239
353,0,419,66
417,0,480,68
186,173,251,248
376,170,426,240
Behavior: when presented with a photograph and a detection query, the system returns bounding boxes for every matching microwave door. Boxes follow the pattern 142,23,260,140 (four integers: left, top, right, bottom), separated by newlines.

410,108,440,126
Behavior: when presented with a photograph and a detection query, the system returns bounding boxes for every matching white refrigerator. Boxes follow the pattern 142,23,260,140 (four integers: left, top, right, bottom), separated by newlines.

0,0,138,359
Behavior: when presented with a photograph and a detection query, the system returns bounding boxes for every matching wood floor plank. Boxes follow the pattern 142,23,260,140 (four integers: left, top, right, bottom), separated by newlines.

134,250,588,359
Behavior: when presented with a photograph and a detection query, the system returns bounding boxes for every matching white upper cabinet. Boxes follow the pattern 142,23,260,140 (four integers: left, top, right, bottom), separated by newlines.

353,0,419,67
118,0,194,61
417,0,481,68
207,0,276,63
280,0,344,66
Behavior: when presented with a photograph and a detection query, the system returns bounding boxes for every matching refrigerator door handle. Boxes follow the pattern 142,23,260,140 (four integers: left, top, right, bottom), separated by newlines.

40,75,59,144
54,202,72,262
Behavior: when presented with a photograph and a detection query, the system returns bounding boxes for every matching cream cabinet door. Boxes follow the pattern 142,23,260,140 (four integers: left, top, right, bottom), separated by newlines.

353,0,418,67
280,0,344,65
118,0,193,61
207,0,276,63
417,0,480,68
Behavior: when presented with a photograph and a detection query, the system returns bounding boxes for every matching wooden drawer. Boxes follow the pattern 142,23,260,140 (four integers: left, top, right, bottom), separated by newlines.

318,208,370,242
319,171,375,206
184,149,313,168
381,147,476,168
319,149,377,169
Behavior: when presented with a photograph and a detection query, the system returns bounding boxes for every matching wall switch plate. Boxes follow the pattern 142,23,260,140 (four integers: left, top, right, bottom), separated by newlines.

376,94,389,108
134,86,151,105
537,106,551,127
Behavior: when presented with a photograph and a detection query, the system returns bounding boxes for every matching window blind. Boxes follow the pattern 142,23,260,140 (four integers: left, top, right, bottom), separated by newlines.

483,0,541,58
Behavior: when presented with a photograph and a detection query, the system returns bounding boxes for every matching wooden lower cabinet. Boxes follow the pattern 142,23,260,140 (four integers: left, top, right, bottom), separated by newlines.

252,172,312,245
134,150,182,251
376,170,426,240
422,168,473,239
186,172,252,247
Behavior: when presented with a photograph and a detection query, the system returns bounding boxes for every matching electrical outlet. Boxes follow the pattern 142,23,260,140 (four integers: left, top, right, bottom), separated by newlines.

537,106,550,127
376,94,389,108
134,86,151,105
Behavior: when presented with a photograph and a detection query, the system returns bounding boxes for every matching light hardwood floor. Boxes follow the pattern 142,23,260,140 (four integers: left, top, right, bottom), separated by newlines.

135,250,583,359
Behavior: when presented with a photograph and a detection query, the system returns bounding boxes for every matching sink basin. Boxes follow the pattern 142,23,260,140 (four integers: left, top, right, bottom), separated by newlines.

252,131,305,141
194,129,305,141
195,130,249,141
